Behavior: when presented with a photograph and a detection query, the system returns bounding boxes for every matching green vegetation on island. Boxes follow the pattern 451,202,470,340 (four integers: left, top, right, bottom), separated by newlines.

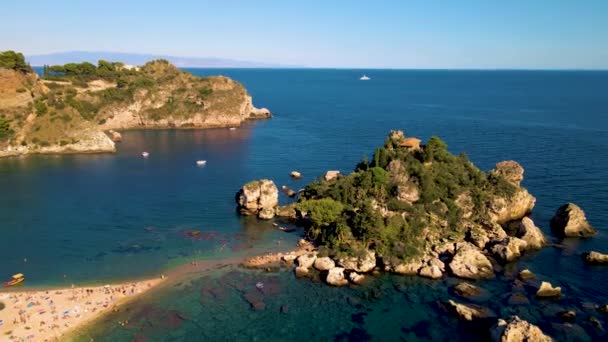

0,50,32,73
296,131,519,262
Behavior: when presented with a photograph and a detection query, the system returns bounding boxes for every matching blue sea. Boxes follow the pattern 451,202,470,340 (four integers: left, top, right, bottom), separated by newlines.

1,69,608,341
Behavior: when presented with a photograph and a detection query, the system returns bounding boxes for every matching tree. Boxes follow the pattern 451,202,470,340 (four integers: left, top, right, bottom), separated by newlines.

297,198,344,228
0,50,31,73
0,116,12,140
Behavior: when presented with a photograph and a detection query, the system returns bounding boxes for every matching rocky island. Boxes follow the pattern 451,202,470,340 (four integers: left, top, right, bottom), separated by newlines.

237,130,604,340
0,50,270,158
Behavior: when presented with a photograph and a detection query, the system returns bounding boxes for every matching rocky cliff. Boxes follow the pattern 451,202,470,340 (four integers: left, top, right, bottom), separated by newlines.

0,54,270,158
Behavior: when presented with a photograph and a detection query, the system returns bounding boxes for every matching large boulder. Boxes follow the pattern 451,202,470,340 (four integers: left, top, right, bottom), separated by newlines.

454,282,483,298
419,265,443,279
490,237,528,263
390,259,423,275
337,250,376,273
326,267,349,286
236,179,279,219
348,272,366,285
449,243,494,280
491,316,552,342
313,257,335,271
583,251,608,264
517,217,547,249
489,189,536,225
447,300,496,321
491,161,525,186
297,253,317,269
550,203,597,238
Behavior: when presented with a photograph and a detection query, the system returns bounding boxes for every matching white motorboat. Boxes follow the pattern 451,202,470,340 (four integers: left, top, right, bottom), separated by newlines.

196,160,207,166
142,152,149,157
360,75,371,81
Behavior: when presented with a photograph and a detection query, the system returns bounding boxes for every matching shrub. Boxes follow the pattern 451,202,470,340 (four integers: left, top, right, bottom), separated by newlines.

34,100,48,115
16,88,27,93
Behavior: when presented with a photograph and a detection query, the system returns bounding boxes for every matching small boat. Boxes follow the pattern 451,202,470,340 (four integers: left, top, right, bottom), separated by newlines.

278,226,296,233
196,160,207,166
3,273,25,287
360,75,371,81
256,282,264,289
229,127,236,131
142,152,149,157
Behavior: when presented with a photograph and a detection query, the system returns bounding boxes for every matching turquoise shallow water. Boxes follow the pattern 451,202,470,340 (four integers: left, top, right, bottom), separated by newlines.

2,69,608,340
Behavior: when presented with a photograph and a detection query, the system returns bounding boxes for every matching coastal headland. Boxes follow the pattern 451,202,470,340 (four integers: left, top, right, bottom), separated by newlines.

0,50,270,158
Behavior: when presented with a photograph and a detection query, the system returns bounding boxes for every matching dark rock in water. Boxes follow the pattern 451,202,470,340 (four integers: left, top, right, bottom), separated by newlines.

351,312,367,325
551,203,597,238
558,310,577,322
401,320,432,339
588,316,604,331
550,322,591,342
280,305,289,314
243,290,266,311
334,327,372,342
453,282,483,298
347,296,363,308
507,293,530,306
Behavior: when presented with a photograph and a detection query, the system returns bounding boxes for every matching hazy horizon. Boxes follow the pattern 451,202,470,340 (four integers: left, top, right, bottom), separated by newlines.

2,0,607,69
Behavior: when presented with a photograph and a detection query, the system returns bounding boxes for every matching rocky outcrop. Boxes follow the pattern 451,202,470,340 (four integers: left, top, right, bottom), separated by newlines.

348,272,366,285
517,217,547,249
280,185,297,198
536,281,561,298
297,253,317,269
324,170,340,181
236,179,279,219
107,130,122,142
313,257,335,271
388,259,423,275
447,300,495,321
489,189,536,225
326,267,349,286
337,250,376,273
491,161,525,186
397,182,420,203
550,203,597,237
490,237,528,263
275,203,297,219
449,243,494,279
419,265,442,279
583,251,608,264
491,316,552,342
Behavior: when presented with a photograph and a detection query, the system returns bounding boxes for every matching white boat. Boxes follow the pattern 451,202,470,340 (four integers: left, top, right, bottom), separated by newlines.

360,75,371,81
229,127,236,131
196,160,207,166
142,152,149,157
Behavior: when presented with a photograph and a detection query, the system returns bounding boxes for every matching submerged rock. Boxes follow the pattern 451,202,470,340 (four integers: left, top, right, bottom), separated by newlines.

449,243,494,280
447,300,495,321
550,203,597,237
507,293,530,306
583,251,608,264
536,281,562,298
326,267,349,286
558,310,577,323
517,217,547,249
491,316,552,342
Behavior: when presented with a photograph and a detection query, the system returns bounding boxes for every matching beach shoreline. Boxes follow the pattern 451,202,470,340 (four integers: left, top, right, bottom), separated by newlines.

0,241,310,341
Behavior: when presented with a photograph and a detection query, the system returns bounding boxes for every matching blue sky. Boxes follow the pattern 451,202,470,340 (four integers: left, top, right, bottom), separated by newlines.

1,0,607,69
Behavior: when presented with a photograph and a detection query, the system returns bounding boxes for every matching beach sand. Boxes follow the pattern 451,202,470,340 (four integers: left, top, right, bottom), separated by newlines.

0,278,164,341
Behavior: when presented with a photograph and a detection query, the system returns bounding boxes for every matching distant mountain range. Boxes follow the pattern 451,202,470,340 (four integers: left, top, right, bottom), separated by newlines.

26,51,294,68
